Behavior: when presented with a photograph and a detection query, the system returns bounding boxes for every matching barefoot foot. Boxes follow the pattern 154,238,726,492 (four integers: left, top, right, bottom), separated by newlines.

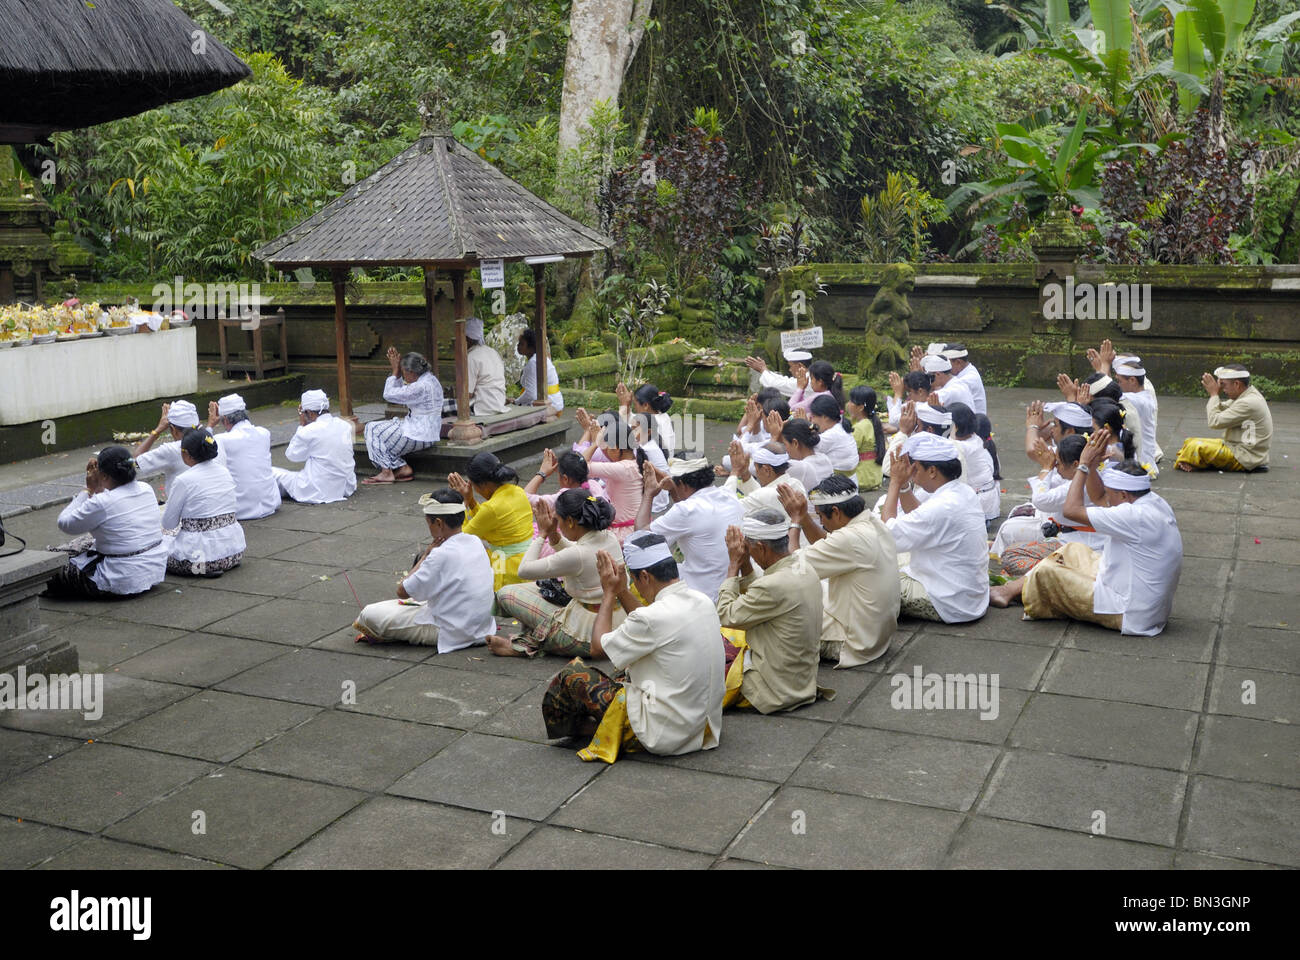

485,634,523,657
989,584,1018,608
1175,462,1194,472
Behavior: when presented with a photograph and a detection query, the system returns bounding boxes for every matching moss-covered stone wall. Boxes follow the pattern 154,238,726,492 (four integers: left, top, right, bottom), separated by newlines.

759,263,1300,399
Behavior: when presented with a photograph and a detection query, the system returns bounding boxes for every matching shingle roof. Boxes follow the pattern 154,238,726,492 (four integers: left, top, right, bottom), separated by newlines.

254,135,612,268
0,0,250,140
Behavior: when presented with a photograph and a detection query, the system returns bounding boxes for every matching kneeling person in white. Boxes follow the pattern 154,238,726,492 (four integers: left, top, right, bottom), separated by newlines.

133,399,224,498
881,433,989,623
162,429,246,576
208,393,280,520
990,430,1182,635
273,389,357,503
540,532,724,762
353,489,497,650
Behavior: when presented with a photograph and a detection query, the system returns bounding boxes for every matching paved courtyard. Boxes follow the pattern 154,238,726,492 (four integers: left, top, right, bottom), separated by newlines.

0,387,1296,869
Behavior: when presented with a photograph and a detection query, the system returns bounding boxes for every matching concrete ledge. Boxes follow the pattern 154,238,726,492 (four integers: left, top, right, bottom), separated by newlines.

0,550,77,678
401,418,573,477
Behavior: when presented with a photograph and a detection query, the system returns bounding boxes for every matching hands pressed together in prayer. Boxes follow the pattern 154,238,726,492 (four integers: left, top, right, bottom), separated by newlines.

1080,426,1111,470
1086,338,1116,374
909,345,925,372
888,449,916,489
207,401,221,429
641,458,671,497
776,484,808,526
724,525,751,578
446,472,476,508
386,345,401,377
1028,436,1057,472
1201,372,1221,397
742,355,768,374
596,549,627,597
533,497,560,544
898,399,918,436
728,439,751,481
538,447,558,478
85,457,106,495
888,370,904,399
764,409,785,442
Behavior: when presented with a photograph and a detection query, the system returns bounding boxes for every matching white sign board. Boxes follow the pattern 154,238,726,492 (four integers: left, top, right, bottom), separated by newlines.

479,259,505,289
780,325,824,352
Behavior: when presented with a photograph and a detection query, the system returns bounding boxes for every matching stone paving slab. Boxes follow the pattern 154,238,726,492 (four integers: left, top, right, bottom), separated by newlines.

886,632,1054,691
214,647,412,707
1215,626,1300,675
113,633,287,688
388,732,602,822
1207,665,1298,723
44,620,187,671
104,767,366,869
943,817,1174,870
1041,649,1210,711
1063,618,1217,664
0,742,212,832
203,597,362,645
495,825,715,870
270,796,529,870
0,817,85,869
1009,694,1198,770
0,673,192,739
192,557,340,596
340,664,538,730
35,837,234,870
846,680,1029,744
1182,776,1300,868
1193,714,1300,788
0,728,82,779
632,712,830,783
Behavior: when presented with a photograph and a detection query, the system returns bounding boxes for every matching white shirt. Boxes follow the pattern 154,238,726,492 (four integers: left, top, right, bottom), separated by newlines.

516,356,564,410
135,436,226,498
654,412,676,458
650,484,745,602
277,412,357,503
640,438,672,514
1027,472,1107,551
954,362,987,415
759,369,797,397
466,344,508,416
600,580,724,756
1086,492,1182,636
161,458,246,565
786,452,833,491
1122,389,1158,476
57,482,168,595
955,434,999,519
723,473,806,521
817,422,858,473
402,531,497,653
219,419,281,520
935,376,976,411
383,372,443,442
885,479,990,623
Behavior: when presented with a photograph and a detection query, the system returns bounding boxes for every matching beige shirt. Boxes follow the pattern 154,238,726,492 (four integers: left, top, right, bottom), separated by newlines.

1207,386,1272,469
466,344,508,416
716,552,823,714
516,528,623,603
801,509,900,668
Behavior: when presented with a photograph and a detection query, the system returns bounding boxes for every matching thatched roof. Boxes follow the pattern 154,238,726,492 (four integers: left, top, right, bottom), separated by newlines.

254,134,612,269
0,0,250,143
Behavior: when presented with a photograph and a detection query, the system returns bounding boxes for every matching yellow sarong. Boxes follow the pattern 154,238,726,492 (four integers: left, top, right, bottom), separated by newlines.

1022,541,1123,630
721,628,752,709
578,687,641,763
1174,437,1245,471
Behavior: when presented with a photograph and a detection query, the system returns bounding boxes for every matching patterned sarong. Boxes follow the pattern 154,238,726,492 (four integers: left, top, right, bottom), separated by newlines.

542,658,643,763
999,538,1064,578
1174,437,1246,471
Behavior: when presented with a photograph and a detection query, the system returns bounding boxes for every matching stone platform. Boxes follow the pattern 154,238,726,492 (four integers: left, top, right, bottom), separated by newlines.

0,550,77,678
0,388,1295,869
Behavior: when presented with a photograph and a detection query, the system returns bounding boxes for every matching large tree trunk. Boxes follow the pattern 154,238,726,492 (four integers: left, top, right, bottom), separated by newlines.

557,0,651,158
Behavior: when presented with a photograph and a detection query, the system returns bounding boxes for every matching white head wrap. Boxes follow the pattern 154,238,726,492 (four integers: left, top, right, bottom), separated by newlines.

808,487,860,507
300,389,330,412
1214,366,1250,380
419,496,467,516
1101,467,1151,492
1043,401,1094,429
217,393,246,417
465,316,485,341
167,399,199,428
751,446,790,467
1088,375,1114,394
925,342,947,356
942,344,968,359
782,349,812,363
741,515,790,540
914,402,952,427
1114,359,1146,377
921,354,952,373
901,432,959,463
667,457,709,478
623,531,674,570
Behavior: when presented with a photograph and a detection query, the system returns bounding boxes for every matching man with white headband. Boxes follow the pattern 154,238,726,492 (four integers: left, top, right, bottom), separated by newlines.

883,401,968,501
272,389,357,503
353,489,496,649
941,342,987,416
1174,364,1273,473
464,316,508,416
539,531,724,763
1105,356,1160,477
723,440,806,533
920,352,976,411
133,398,225,498
637,455,744,602
715,509,822,712
880,432,989,623
1087,338,1162,461
991,428,1182,635
779,475,900,667
206,393,280,520
743,349,813,398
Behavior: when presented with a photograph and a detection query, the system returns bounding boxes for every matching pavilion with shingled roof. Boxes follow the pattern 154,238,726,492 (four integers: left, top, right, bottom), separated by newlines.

254,100,612,444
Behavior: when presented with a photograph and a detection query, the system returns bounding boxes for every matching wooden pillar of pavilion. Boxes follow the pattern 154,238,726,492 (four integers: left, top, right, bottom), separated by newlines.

531,262,553,419
447,268,483,443
422,267,439,377
330,268,355,424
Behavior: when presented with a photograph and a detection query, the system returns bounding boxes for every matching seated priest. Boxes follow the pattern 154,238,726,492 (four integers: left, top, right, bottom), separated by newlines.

991,429,1183,637
207,393,281,520
352,489,497,649
465,317,509,416
1175,365,1273,473
273,389,358,504
715,511,823,713
540,532,724,763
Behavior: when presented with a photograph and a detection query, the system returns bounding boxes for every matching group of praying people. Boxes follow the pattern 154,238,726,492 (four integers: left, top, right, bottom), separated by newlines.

41,331,1276,769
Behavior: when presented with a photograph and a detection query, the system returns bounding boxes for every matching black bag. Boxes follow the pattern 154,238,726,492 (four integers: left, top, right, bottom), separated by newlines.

0,516,27,557
535,578,572,607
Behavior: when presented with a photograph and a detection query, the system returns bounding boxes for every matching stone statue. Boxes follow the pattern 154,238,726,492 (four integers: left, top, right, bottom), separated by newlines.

859,262,914,376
